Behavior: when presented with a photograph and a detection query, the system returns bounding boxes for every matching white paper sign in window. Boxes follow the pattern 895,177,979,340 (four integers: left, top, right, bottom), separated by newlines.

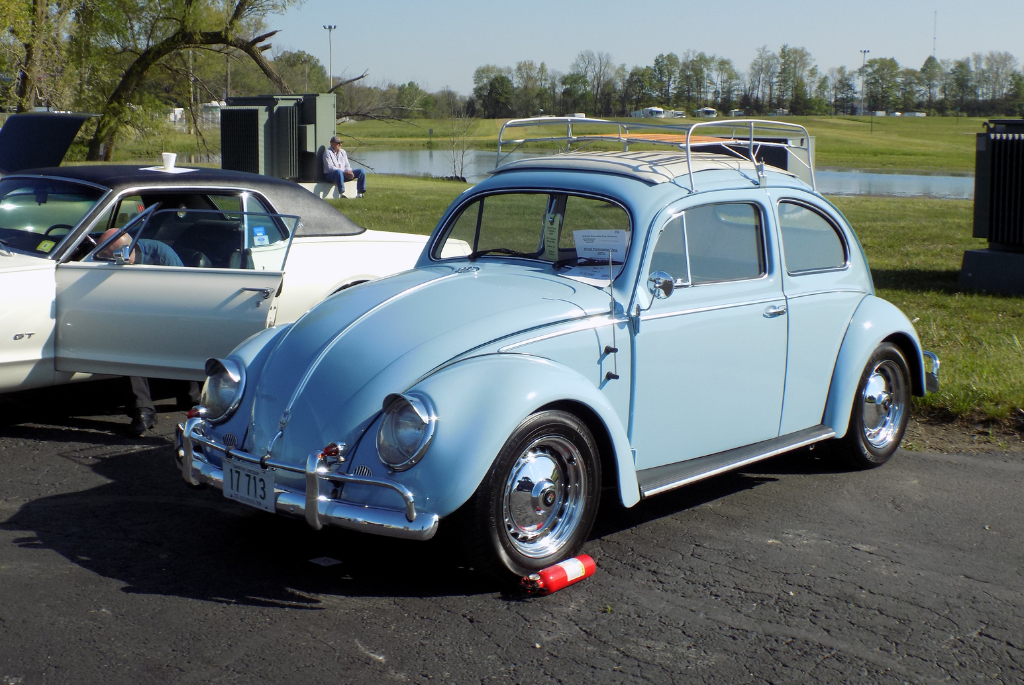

573,229,627,262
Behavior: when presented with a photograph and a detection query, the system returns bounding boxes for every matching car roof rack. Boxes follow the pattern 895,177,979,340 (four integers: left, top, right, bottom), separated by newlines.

496,116,816,193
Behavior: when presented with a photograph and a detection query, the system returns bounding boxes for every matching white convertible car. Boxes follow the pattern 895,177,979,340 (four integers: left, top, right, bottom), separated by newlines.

0,114,437,393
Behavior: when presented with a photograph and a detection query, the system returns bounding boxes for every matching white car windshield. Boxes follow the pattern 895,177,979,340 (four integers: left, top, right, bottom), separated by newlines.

0,177,104,256
433,191,632,285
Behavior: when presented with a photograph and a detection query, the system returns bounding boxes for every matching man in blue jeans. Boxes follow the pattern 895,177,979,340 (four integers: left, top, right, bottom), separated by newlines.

323,135,366,198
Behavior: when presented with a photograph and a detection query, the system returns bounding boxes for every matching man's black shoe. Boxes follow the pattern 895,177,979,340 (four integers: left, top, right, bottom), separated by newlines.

128,408,157,436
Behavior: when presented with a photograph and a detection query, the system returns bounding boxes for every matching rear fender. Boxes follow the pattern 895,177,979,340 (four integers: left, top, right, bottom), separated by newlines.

348,353,640,519
823,296,925,439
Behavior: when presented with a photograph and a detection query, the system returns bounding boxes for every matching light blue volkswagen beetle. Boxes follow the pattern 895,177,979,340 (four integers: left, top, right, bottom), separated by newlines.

177,119,940,581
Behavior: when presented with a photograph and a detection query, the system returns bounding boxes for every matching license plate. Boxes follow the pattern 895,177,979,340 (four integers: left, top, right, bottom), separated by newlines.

223,458,275,512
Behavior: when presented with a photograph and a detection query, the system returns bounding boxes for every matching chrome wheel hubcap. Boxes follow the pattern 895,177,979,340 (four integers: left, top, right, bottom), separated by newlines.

861,360,906,450
502,435,587,559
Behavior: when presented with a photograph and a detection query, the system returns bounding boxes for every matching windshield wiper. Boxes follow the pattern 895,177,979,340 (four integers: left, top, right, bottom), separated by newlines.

467,247,538,261
553,256,624,270
0,238,12,257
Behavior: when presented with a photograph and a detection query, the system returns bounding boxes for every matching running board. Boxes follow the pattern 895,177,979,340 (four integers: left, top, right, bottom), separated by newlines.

637,425,836,498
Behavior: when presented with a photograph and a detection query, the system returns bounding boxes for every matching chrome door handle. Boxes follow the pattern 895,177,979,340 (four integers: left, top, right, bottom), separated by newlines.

763,304,787,318
240,287,273,299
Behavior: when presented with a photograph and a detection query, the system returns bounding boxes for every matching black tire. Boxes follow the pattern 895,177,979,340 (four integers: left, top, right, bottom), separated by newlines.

837,342,911,469
456,410,601,581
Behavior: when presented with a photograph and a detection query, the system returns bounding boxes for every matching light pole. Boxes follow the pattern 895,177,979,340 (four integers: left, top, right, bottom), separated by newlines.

323,25,336,91
860,49,870,116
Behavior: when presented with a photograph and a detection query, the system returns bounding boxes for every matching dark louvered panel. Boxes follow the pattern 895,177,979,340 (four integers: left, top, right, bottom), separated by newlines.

220,108,262,175
272,104,299,179
975,121,1024,249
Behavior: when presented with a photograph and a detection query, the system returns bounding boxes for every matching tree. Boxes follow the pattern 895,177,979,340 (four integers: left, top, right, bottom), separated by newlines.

472,64,511,103
440,87,473,179
861,57,900,111
622,65,656,111
273,50,328,93
650,52,679,104
559,72,588,114
919,55,943,110
947,58,974,113
82,0,297,160
896,68,921,111
8,0,77,111
481,74,513,119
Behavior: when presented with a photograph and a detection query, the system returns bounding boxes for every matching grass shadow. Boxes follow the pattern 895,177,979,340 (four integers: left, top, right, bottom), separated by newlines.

870,268,961,295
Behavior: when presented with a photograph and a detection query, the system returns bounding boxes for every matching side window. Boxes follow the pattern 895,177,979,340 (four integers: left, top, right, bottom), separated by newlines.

649,215,688,284
685,203,765,284
778,201,847,274
112,195,145,228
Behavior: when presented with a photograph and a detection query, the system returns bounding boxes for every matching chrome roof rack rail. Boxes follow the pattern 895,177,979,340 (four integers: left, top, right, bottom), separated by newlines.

496,116,815,193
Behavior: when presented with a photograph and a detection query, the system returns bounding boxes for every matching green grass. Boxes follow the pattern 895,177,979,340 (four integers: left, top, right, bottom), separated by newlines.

332,176,1024,423
833,196,1024,421
330,115,985,173
326,174,469,235
88,113,984,173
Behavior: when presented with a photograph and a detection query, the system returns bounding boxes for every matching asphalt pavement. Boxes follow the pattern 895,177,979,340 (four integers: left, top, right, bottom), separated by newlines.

0,384,1021,684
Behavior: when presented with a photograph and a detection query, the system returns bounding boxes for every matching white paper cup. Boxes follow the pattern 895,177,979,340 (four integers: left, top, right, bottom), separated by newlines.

162,152,176,170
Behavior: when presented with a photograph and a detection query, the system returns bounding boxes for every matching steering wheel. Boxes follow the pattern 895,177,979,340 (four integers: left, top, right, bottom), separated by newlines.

45,224,74,236
67,233,98,261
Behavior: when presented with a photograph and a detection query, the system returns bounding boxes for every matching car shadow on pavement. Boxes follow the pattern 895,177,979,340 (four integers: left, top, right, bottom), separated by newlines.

2,386,856,604
1,431,504,604
589,446,855,539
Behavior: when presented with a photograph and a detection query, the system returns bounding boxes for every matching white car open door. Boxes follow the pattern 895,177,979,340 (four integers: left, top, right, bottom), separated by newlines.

54,207,299,381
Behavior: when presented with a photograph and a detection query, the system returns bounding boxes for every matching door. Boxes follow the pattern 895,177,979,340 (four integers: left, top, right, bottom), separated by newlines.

54,208,298,380
775,197,866,434
631,199,788,471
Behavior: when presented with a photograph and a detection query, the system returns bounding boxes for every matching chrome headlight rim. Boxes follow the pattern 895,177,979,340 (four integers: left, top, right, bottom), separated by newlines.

201,357,246,425
376,392,436,472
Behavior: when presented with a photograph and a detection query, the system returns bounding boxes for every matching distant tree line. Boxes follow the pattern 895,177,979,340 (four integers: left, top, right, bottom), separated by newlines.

459,47,1024,118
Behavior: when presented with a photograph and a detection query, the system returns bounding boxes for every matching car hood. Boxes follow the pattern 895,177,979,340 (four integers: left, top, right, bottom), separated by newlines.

0,113,92,174
0,250,54,271
246,263,611,463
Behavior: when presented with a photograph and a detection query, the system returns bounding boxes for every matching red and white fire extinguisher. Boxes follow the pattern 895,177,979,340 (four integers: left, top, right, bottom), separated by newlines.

521,554,596,595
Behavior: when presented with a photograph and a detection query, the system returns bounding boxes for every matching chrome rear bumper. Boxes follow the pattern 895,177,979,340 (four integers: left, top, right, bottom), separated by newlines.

175,417,439,541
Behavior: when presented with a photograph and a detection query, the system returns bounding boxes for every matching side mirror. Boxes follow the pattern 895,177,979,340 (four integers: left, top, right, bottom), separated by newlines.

648,271,675,299
114,245,132,265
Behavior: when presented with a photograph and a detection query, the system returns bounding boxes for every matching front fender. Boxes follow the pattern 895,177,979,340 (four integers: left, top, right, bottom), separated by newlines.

204,324,292,451
345,353,640,519
823,296,925,439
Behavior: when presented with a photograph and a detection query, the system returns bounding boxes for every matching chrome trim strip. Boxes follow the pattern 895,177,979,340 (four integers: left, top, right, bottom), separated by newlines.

57,184,279,263
641,427,836,497
640,296,781,322
498,313,628,352
783,288,865,300
4,173,110,191
178,421,434,538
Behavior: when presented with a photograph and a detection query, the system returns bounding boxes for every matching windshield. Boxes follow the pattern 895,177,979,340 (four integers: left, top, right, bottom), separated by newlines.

0,177,105,256
433,191,632,286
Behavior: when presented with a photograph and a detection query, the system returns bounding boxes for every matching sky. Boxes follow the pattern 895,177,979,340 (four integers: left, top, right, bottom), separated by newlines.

270,0,1024,95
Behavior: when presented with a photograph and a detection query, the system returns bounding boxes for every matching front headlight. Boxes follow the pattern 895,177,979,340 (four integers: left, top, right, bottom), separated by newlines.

377,393,436,471
200,358,246,424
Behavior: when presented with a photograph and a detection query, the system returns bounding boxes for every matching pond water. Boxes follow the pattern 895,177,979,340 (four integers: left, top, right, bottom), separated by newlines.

348,148,975,199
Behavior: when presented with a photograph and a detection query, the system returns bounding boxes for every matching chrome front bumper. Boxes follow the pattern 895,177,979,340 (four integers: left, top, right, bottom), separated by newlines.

175,417,439,540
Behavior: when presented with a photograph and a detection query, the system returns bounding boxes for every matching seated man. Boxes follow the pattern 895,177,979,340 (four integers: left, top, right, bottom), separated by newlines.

323,135,366,198
97,227,183,267
96,228,196,435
